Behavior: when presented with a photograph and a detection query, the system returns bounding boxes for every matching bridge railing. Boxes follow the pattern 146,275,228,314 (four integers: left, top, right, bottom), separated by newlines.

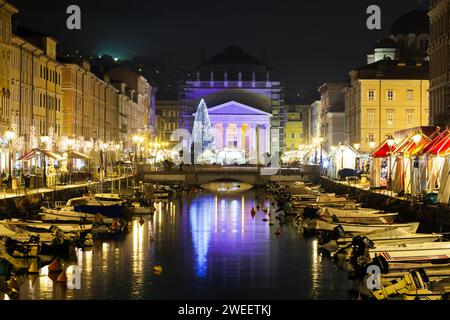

138,164,319,176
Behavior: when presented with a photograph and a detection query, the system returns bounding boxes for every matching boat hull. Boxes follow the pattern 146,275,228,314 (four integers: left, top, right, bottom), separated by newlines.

306,219,420,234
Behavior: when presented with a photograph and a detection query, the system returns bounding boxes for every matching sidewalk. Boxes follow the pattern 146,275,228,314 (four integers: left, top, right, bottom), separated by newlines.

326,177,418,202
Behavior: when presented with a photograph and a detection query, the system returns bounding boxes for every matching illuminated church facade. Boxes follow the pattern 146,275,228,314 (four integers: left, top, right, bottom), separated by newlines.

179,46,285,159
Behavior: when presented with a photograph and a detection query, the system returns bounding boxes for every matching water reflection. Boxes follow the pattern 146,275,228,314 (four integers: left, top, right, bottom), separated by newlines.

17,191,353,300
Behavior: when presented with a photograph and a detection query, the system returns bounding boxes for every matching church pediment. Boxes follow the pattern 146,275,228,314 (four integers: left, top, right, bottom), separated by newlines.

208,101,271,116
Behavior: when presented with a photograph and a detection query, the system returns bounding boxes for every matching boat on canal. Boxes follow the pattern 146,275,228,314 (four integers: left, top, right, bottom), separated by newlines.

319,207,398,225
305,219,420,234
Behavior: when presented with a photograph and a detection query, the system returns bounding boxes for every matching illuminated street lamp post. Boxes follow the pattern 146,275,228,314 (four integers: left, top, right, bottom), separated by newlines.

5,130,16,181
386,135,395,192
66,137,76,185
319,137,324,165
354,143,361,170
40,135,50,187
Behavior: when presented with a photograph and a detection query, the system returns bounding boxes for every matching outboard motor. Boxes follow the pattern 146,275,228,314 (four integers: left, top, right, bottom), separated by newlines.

28,235,40,244
332,225,346,240
49,225,64,238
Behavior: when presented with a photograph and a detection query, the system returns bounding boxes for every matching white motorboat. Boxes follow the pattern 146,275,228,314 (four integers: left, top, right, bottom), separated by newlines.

305,219,420,234
39,210,112,224
1,220,92,233
94,193,124,206
370,242,450,264
337,228,443,247
320,207,398,225
0,223,54,243
41,196,118,223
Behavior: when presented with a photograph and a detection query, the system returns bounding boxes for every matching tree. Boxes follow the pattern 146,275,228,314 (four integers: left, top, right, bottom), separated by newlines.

191,99,216,163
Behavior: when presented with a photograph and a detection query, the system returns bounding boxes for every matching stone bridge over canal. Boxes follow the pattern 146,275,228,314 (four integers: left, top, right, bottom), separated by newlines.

137,165,320,186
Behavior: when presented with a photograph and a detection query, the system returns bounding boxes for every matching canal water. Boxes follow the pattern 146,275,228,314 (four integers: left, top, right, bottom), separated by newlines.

18,191,354,300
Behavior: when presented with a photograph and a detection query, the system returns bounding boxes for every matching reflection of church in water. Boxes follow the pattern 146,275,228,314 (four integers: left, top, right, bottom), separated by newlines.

179,46,285,161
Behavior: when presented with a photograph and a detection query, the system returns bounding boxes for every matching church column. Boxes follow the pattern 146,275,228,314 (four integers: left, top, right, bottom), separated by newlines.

259,125,266,155
250,125,257,150
265,125,271,155
237,124,242,149
223,124,228,149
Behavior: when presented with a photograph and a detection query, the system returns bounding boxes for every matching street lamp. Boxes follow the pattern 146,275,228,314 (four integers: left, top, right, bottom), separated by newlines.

319,137,324,165
354,143,361,170
5,130,16,178
386,135,395,192
413,133,422,145
40,136,50,186
369,141,377,151
339,143,345,170
66,138,76,184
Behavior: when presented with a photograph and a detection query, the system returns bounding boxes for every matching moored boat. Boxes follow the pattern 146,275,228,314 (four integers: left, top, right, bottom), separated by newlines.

319,207,398,225
305,219,420,234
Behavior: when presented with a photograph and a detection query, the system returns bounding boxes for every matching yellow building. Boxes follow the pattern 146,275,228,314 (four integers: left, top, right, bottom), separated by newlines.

344,60,429,153
10,26,63,144
61,60,118,142
284,105,310,151
0,1,16,133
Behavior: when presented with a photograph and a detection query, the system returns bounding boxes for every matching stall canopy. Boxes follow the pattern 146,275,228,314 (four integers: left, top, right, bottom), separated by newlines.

420,130,450,155
371,139,397,158
426,132,450,156
18,149,66,161
405,134,431,157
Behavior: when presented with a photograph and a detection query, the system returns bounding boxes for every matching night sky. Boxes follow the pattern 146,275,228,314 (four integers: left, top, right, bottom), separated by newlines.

9,0,429,98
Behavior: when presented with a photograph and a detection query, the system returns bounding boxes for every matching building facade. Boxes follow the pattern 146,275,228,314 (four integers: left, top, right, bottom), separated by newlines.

155,100,181,143
429,0,450,125
344,60,430,153
284,104,310,151
60,60,119,143
310,101,322,144
179,46,285,156
318,83,346,150
0,1,155,176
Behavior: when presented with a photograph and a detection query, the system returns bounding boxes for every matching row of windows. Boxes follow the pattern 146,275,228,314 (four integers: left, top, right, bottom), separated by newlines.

366,110,426,127
162,110,179,118
367,89,417,102
39,65,61,85
284,133,303,139
38,93,61,111
164,122,177,131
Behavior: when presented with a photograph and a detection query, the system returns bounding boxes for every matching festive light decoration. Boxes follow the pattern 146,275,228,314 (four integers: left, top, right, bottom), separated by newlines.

29,126,38,149
191,99,216,156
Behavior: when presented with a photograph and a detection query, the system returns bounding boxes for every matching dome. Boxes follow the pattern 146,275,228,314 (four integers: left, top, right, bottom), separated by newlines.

390,10,429,36
374,37,398,50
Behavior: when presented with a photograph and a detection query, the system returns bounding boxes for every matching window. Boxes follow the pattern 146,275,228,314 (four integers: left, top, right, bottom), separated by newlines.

368,110,375,127
368,134,375,142
386,90,394,101
291,133,295,139
387,110,394,125
290,144,295,149
407,112,414,126
407,90,414,101
368,90,375,101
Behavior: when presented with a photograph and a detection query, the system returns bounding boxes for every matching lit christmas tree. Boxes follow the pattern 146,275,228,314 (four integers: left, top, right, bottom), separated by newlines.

191,99,216,163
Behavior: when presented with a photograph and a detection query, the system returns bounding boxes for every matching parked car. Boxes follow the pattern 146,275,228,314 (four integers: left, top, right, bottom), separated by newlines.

337,168,363,181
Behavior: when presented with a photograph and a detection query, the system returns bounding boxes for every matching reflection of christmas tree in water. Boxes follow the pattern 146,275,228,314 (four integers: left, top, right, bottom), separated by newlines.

191,99,216,163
